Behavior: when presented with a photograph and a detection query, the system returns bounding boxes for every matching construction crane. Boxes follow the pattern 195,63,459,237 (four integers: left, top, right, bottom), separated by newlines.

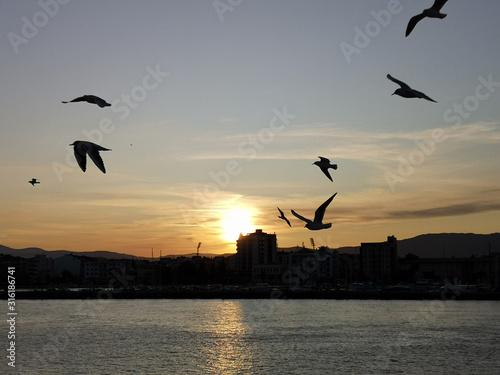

196,242,201,257
310,238,315,250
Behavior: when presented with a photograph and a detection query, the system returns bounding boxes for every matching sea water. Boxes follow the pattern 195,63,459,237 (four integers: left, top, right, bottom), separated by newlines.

8,299,500,374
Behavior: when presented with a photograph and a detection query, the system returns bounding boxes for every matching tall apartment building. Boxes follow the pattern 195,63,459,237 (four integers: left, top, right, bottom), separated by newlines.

360,235,397,282
236,229,279,282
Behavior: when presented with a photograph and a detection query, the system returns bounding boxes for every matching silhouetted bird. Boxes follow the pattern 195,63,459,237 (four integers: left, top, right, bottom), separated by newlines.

313,157,337,182
387,74,437,103
28,178,40,186
291,193,337,231
62,95,111,108
277,207,292,227
406,0,448,37
70,140,111,173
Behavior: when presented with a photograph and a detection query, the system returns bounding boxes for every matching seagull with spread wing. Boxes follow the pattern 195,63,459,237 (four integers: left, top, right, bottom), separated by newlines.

313,157,337,182
291,193,337,231
62,95,111,108
277,207,292,227
406,0,448,37
70,141,111,173
387,74,437,103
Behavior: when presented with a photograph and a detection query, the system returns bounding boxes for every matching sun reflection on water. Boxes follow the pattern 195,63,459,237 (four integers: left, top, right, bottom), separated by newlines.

203,301,257,374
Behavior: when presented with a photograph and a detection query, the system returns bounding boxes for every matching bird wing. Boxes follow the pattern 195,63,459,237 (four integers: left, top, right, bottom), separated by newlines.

73,145,87,172
320,167,333,182
291,210,312,225
68,96,88,103
387,74,411,90
405,13,426,37
432,0,448,11
91,96,110,107
318,156,330,163
313,193,337,224
412,89,437,103
88,149,107,173
277,208,291,226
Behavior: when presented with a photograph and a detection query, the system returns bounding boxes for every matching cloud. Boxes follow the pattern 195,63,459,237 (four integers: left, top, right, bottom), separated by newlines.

389,201,500,220
182,121,500,163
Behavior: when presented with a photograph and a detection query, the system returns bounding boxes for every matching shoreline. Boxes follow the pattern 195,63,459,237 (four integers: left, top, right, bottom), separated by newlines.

3,289,500,300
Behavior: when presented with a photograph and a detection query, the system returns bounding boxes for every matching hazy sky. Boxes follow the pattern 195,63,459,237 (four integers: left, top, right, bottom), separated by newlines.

1,1,499,257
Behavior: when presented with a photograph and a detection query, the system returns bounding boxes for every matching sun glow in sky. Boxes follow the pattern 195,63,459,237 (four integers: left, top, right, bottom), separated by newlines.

219,208,255,243
1,1,499,257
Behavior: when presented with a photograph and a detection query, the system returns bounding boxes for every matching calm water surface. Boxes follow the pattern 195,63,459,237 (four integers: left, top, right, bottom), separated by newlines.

9,299,500,374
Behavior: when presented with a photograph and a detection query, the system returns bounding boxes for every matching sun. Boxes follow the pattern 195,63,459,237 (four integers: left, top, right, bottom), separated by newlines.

219,209,255,243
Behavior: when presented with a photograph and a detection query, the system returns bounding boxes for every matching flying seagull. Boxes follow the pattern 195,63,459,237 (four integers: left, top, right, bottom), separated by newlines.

291,193,337,231
406,0,448,37
387,74,437,103
28,178,40,186
62,95,111,108
313,157,337,182
70,140,111,173
277,207,292,227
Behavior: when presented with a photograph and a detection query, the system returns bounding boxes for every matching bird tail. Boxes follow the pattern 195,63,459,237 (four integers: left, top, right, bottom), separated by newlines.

61,101,68,103
332,164,338,170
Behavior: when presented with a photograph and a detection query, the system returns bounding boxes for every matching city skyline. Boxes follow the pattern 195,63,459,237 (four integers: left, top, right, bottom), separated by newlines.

1,1,500,258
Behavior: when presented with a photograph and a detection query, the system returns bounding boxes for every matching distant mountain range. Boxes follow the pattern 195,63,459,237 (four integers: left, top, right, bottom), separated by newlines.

397,233,500,258
0,245,229,260
1,233,499,260
281,233,500,258
0,246,136,260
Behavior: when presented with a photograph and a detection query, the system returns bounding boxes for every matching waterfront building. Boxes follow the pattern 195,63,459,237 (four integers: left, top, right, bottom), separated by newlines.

53,253,83,279
360,235,397,283
236,229,278,282
286,246,339,287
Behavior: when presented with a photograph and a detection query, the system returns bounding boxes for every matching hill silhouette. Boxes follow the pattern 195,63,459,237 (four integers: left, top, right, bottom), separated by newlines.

0,245,135,260
398,233,500,258
0,244,229,260
1,233,499,260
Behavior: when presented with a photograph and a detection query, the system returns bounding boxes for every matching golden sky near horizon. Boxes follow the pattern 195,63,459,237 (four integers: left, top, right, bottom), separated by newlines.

1,1,499,258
